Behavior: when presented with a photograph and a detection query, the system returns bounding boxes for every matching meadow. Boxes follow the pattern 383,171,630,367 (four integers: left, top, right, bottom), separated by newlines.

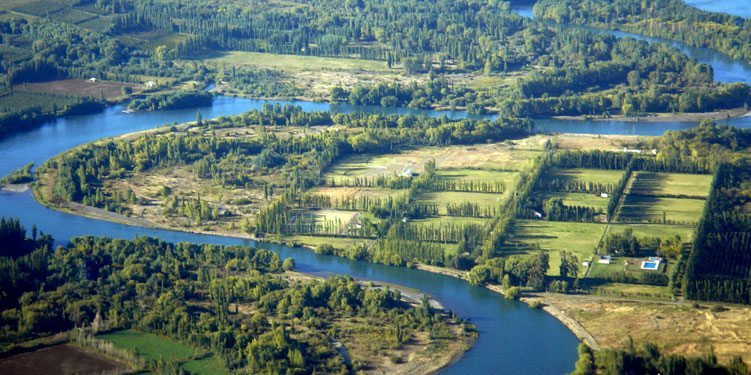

504,220,607,276
627,171,712,198
617,195,706,224
99,329,228,374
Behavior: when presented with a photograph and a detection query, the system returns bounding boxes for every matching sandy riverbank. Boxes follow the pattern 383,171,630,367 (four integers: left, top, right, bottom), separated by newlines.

554,108,750,123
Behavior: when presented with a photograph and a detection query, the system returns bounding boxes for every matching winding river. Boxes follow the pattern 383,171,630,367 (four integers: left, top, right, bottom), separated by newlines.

1,1,751,373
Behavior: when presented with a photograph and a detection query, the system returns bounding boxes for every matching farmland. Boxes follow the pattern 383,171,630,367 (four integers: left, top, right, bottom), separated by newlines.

16,79,141,102
0,344,131,374
617,195,706,224
99,330,228,374
504,220,607,276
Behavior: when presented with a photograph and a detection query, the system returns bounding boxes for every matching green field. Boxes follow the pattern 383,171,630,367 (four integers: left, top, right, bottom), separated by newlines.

504,220,606,276
415,191,508,215
628,172,712,197
544,192,609,211
551,168,625,185
99,329,228,374
618,196,706,224
100,329,197,362
587,256,668,279
182,356,228,375
609,224,695,242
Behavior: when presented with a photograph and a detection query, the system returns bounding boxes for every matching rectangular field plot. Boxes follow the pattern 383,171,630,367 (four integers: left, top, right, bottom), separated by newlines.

504,220,606,276
286,235,372,250
100,329,197,362
609,224,695,242
435,169,518,190
617,196,706,224
306,186,408,204
587,257,668,279
325,143,542,184
408,216,491,228
549,168,625,186
627,172,712,198
544,192,609,211
300,209,359,225
415,191,508,216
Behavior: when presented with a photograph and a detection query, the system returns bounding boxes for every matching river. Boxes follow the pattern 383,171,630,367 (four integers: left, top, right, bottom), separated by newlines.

2,2,751,373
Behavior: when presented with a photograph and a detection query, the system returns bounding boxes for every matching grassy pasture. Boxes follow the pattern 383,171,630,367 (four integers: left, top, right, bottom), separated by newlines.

99,330,197,362
628,172,712,197
504,220,606,276
550,168,625,185
544,192,609,211
100,330,226,374
587,256,668,279
415,191,508,215
617,196,705,224
12,0,70,16
50,7,96,24
181,356,229,375
77,15,117,32
300,209,359,227
609,224,695,242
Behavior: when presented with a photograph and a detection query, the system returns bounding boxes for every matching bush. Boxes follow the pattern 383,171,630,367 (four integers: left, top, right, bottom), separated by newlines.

505,287,520,300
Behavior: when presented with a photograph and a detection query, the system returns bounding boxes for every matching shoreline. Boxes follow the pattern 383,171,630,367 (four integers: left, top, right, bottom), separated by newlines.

416,265,600,349
30,187,599,353
553,108,750,123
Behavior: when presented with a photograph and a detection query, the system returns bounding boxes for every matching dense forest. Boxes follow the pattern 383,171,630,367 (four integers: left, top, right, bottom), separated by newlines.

534,0,751,63
0,219,472,373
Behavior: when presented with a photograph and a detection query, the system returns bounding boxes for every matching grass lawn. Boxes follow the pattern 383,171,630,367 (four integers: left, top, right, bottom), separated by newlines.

587,256,668,279
628,172,712,197
618,196,706,224
99,329,197,362
544,192,609,211
181,356,229,375
551,168,625,186
609,224,695,242
415,191,508,215
504,220,606,276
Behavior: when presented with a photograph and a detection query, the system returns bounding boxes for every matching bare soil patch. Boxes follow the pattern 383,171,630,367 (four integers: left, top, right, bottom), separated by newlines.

0,344,131,374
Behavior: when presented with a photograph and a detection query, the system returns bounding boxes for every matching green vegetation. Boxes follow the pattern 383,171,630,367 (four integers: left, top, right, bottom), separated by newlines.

0,220,474,373
572,342,748,375
535,0,751,64
0,163,33,186
127,90,213,111
99,330,198,363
